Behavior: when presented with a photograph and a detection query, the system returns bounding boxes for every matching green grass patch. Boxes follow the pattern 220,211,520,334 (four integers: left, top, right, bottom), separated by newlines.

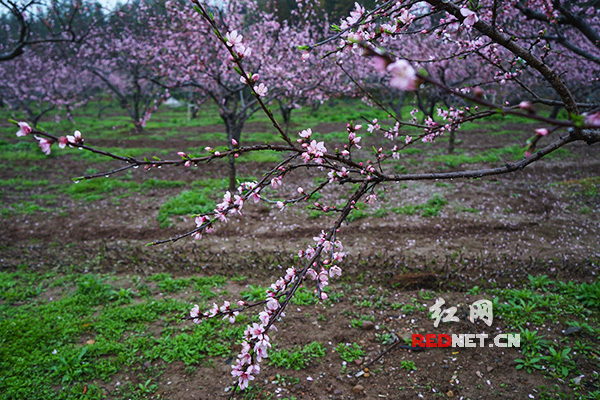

64,178,140,202
427,144,525,168
554,176,599,198
392,193,447,217
0,178,50,189
142,178,187,190
0,270,243,399
335,342,365,363
157,178,227,228
1,201,54,217
269,341,326,370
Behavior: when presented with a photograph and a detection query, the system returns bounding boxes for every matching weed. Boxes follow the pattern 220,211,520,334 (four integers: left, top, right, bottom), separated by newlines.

290,286,318,305
543,347,574,378
269,342,326,370
51,347,93,383
375,333,395,345
400,360,417,371
335,342,365,363
528,275,555,291
520,328,549,355
515,356,544,373
392,194,447,217
157,178,227,227
240,284,267,302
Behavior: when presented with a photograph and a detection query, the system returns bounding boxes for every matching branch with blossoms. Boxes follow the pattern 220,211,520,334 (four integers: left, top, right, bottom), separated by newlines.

9,0,600,396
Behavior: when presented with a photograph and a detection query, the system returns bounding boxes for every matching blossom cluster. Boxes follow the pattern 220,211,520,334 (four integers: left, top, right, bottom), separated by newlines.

16,122,84,155
297,128,327,164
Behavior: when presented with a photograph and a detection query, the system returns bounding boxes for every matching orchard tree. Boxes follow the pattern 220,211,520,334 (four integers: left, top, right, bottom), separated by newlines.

0,0,104,62
75,1,172,133
11,0,600,397
0,45,97,124
156,0,347,191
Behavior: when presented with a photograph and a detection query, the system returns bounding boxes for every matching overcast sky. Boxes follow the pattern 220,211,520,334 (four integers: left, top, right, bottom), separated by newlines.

96,0,123,11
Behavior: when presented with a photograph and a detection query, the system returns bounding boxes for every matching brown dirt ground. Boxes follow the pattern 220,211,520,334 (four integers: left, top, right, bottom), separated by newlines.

1,119,599,400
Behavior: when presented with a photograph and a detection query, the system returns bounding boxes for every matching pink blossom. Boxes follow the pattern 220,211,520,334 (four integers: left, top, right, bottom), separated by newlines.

259,311,270,325
460,8,478,27
208,303,219,317
66,130,83,145
231,138,238,146
387,60,417,91
58,136,69,149
254,83,268,97
364,194,377,204
535,128,549,136
399,9,415,25
254,338,271,361
220,301,231,313
223,311,239,323
298,128,312,139
271,177,282,189
372,56,389,73
249,192,261,203
237,45,252,58
367,119,380,133
329,266,342,278
265,298,279,311
232,365,256,390
225,30,243,48
518,101,534,112
306,268,318,280
306,140,327,158
248,323,265,339
584,111,600,127
284,267,297,281
35,136,52,155
16,122,32,137
190,304,202,324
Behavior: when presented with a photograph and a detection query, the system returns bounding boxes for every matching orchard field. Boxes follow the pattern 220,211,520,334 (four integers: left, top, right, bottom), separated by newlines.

1,0,600,399
1,100,598,400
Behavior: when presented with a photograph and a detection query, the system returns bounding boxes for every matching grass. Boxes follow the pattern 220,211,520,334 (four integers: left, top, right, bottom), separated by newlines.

392,193,447,217
156,178,227,228
1,201,54,216
269,342,326,370
64,178,141,202
335,342,365,363
0,177,50,189
0,270,242,400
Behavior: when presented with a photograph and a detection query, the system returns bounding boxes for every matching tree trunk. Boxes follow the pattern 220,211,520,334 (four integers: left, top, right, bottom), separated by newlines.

448,126,455,154
278,100,293,134
227,153,237,192
392,92,405,119
225,122,243,192
549,105,561,119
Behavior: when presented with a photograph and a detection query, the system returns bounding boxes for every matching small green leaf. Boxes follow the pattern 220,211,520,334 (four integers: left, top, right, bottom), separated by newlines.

571,114,584,128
